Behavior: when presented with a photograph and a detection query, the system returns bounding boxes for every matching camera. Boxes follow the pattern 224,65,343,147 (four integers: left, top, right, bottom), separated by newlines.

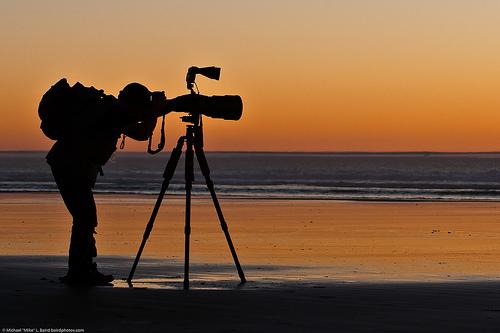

121,66,242,154
121,66,243,122
165,66,243,121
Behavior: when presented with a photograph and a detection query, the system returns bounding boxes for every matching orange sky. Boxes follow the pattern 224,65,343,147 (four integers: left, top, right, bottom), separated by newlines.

1,1,500,152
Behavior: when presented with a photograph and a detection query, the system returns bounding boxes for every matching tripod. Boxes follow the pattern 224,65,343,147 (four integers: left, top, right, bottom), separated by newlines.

127,115,246,289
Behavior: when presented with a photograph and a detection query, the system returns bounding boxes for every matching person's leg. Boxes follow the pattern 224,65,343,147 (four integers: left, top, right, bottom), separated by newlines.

66,188,98,273
50,162,110,283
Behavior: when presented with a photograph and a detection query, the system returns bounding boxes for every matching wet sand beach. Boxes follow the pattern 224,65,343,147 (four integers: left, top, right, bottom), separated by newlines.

3,193,500,280
3,256,500,333
2,193,500,331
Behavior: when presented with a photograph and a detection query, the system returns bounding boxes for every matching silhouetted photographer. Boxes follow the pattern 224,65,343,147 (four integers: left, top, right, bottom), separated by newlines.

39,67,244,286
39,79,169,285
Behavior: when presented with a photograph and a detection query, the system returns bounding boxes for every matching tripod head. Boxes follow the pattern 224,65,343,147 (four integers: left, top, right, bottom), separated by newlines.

181,113,201,125
180,108,204,149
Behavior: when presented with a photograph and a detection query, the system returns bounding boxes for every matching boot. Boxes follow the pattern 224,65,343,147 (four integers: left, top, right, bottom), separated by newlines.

60,263,114,286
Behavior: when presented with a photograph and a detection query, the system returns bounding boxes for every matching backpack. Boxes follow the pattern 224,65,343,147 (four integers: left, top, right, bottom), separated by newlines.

38,78,73,140
39,78,162,165
38,78,108,140
39,78,123,166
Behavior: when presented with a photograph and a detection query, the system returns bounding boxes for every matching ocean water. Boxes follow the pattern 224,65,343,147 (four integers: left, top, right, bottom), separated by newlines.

1,151,500,201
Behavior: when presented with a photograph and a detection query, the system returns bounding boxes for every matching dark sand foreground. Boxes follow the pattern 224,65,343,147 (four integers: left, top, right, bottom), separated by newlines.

3,256,500,332
3,193,500,331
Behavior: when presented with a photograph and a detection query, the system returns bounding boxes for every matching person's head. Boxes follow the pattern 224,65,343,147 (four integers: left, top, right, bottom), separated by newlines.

118,83,152,119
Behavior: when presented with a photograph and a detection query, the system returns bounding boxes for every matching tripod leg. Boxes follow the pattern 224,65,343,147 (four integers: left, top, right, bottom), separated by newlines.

127,137,184,286
183,134,194,290
194,145,247,284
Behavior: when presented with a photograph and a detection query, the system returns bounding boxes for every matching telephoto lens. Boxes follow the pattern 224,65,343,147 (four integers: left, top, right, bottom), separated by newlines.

167,94,243,121
201,95,242,120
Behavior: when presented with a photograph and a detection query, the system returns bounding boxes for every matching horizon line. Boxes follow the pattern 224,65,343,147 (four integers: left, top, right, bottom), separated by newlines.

2,150,500,155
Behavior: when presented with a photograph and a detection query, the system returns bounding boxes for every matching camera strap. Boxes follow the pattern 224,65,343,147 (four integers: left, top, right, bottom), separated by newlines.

119,134,126,149
147,115,166,154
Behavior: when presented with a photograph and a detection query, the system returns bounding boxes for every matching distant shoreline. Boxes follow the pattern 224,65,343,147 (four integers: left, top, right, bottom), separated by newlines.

2,152,500,202
1,191,500,203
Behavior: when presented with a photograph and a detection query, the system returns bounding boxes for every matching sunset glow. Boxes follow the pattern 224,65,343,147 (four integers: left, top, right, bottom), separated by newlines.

1,0,500,152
